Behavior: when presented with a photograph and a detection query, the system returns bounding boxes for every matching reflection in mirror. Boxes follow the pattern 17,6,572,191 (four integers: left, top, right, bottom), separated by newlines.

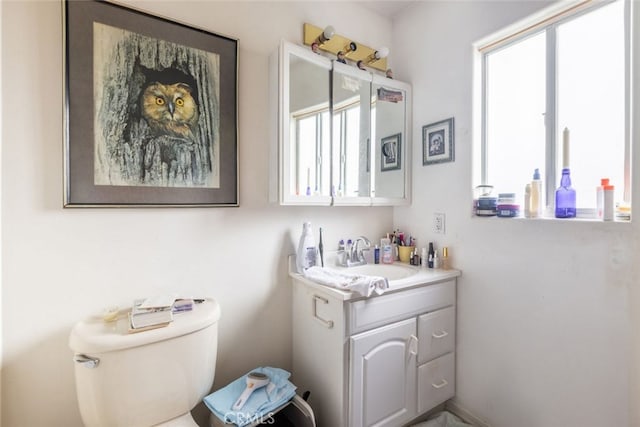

332,64,372,200
372,79,407,199
289,53,331,198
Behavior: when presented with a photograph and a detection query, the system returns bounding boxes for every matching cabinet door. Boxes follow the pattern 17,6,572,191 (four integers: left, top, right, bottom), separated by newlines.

349,318,417,427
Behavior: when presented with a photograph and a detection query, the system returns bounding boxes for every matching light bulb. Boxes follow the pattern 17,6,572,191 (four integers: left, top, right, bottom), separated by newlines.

375,47,389,59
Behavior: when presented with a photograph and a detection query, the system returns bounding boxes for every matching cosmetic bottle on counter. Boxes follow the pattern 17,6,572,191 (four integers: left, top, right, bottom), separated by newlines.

381,238,394,264
441,247,450,270
427,242,435,268
374,245,380,264
296,222,317,273
421,247,427,269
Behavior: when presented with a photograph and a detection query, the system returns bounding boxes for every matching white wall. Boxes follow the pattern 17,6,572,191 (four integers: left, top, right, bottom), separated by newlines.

394,1,638,426
0,2,393,426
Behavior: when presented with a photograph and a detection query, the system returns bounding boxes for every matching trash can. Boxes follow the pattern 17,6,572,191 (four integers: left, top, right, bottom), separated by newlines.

209,394,315,427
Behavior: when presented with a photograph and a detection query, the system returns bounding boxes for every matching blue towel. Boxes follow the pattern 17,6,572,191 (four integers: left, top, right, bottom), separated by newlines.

204,367,297,427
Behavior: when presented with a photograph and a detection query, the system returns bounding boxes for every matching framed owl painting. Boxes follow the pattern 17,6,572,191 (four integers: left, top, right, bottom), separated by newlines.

63,0,239,207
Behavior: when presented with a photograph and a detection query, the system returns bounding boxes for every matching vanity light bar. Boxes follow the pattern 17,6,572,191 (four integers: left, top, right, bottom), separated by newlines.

303,23,389,72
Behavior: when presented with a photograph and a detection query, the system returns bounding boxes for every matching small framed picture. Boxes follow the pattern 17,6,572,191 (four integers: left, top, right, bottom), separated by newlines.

381,133,402,171
423,117,454,166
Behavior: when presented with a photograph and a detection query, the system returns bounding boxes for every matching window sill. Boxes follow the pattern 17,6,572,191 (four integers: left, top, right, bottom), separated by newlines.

473,214,632,224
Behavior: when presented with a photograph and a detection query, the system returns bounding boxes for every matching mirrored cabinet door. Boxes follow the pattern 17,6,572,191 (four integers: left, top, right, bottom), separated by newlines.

275,42,332,205
271,41,411,206
371,75,411,205
332,62,372,206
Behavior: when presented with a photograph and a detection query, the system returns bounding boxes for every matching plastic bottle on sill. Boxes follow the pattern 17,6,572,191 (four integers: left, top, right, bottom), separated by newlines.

596,178,610,219
530,168,542,218
603,184,614,221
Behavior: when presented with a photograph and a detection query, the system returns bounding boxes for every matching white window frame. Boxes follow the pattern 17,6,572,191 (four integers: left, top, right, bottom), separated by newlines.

474,0,632,218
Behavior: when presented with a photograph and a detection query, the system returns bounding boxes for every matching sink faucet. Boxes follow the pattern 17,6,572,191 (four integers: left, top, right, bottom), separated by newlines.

337,236,371,267
349,236,371,266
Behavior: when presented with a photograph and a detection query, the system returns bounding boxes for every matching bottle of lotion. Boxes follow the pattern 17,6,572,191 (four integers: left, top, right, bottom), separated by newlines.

296,222,317,273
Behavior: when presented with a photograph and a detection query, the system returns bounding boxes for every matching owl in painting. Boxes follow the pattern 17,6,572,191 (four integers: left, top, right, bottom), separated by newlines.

141,81,199,141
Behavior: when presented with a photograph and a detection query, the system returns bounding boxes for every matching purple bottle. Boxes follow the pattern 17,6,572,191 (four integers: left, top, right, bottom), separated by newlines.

555,168,576,218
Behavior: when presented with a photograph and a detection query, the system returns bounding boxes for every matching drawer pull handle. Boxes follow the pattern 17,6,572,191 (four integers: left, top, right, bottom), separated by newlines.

432,379,449,389
312,295,334,329
432,330,449,339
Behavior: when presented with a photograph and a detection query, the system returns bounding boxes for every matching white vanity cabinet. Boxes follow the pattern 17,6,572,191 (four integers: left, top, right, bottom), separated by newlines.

291,270,459,427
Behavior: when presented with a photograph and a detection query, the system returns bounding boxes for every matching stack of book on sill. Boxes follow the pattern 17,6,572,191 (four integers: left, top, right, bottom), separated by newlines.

128,295,175,333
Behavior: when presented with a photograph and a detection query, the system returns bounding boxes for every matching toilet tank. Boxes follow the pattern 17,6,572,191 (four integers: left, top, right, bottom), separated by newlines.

69,298,221,427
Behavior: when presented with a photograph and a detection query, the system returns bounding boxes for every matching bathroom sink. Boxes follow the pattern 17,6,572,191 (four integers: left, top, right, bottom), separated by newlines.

328,263,418,281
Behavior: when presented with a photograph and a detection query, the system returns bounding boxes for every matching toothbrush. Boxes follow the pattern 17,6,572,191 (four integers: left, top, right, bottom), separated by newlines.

319,227,324,267
232,372,270,411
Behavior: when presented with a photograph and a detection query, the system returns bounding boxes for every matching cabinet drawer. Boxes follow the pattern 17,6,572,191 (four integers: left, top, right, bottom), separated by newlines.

418,306,455,364
418,352,455,413
347,280,455,335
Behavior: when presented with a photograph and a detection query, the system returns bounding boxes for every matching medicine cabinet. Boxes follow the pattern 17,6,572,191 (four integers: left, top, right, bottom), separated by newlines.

270,40,411,206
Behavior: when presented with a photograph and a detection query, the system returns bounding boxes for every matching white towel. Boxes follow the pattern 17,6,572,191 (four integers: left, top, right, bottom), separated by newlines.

303,266,389,297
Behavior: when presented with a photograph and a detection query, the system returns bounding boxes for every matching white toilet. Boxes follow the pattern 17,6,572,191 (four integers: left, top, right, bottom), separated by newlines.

69,298,221,427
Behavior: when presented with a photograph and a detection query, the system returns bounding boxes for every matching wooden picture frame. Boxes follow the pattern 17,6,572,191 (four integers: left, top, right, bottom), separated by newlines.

63,0,238,207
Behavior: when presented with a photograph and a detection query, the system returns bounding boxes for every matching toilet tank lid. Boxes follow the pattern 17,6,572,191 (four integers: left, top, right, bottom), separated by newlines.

69,298,221,354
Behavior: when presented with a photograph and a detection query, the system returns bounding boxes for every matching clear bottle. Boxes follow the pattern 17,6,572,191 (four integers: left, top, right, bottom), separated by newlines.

555,168,576,218
296,222,317,273
596,178,610,219
530,168,542,218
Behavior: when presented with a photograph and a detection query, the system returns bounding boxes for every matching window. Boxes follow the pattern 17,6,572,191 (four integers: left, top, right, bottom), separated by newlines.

478,0,629,217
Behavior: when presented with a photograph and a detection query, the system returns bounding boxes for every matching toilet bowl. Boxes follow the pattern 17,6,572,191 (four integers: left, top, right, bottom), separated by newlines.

69,298,221,427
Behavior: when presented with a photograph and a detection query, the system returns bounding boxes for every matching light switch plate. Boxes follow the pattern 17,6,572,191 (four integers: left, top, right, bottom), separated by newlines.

434,213,445,234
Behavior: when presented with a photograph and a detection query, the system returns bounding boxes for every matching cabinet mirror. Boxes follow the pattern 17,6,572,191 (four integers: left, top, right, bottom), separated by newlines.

275,42,332,205
331,63,372,205
272,41,411,206
371,75,411,203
